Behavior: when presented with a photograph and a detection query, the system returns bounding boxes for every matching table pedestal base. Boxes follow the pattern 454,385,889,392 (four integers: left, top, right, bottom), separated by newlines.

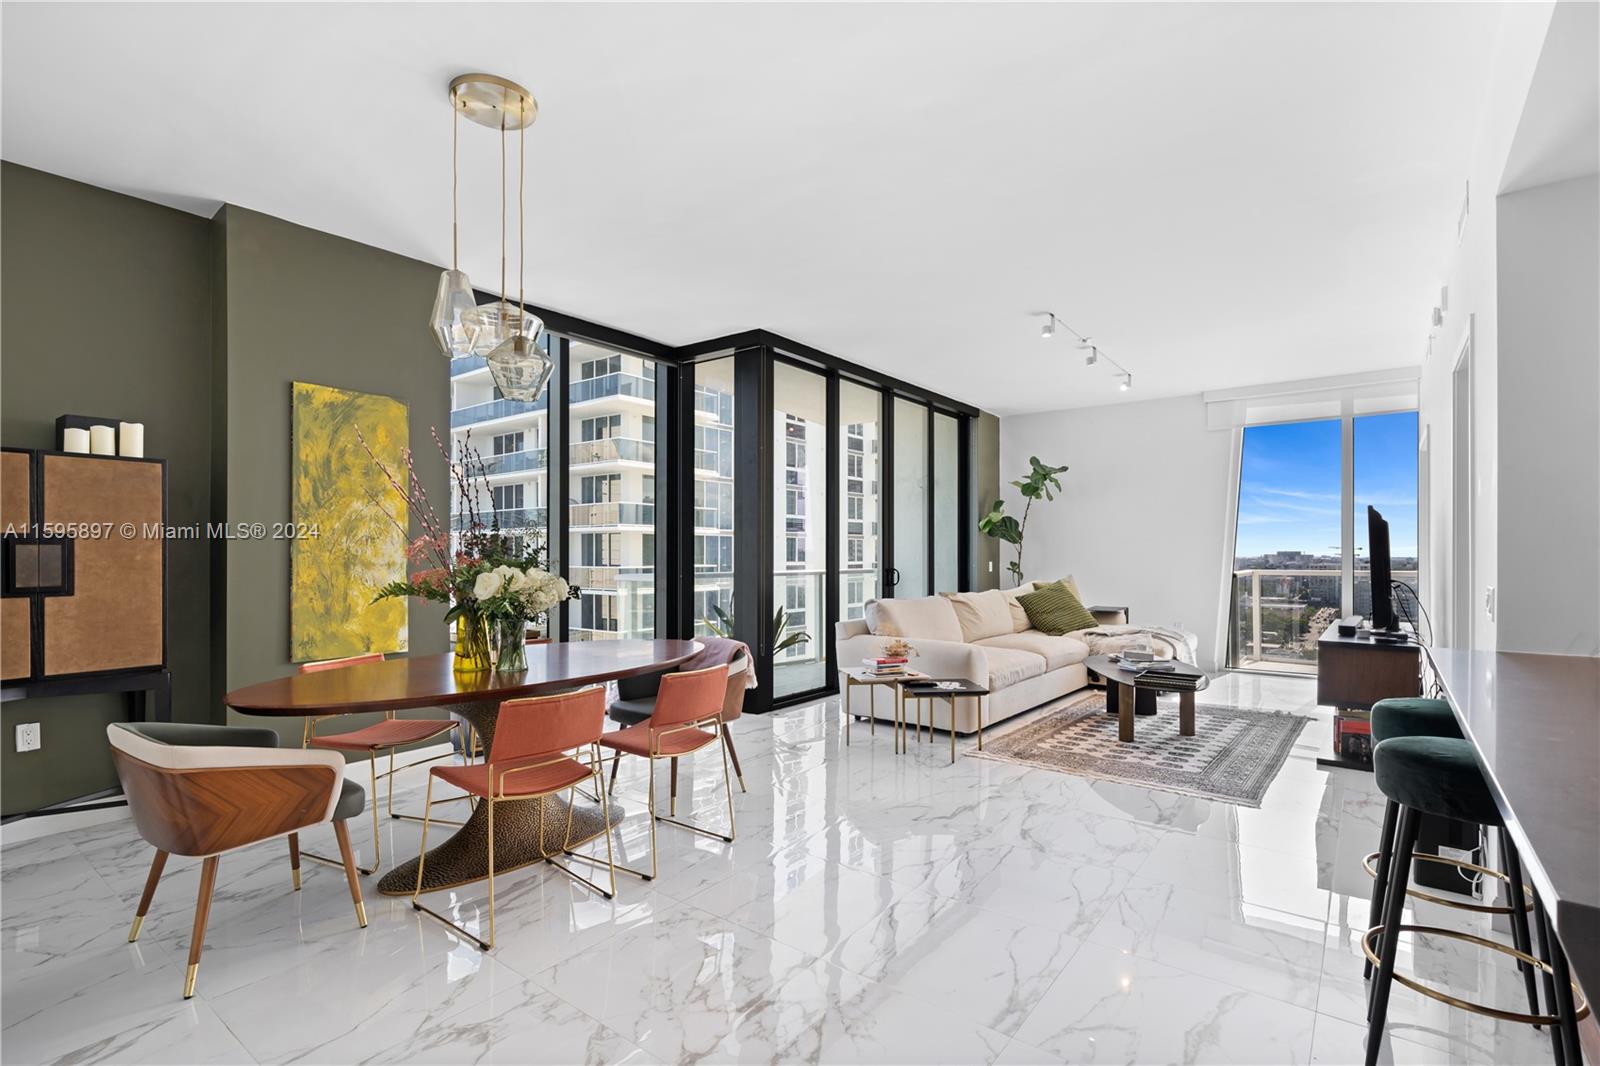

376,698,624,897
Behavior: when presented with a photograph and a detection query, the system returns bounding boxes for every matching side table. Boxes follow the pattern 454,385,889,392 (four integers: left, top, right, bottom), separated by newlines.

900,678,990,764
840,669,927,752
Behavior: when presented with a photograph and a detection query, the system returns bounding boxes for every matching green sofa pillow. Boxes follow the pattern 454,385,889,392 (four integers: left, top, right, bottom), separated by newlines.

1016,582,1098,635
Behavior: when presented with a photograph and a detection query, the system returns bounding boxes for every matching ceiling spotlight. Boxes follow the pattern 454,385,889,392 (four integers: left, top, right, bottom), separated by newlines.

1040,315,1055,340
1119,374,1132,391
1084,347,1099,366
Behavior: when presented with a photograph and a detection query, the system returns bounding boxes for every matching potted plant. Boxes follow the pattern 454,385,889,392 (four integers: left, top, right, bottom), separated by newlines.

978,455,1069,585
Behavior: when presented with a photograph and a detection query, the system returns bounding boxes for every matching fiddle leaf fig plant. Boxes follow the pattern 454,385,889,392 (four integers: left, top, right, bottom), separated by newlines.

978,455,1069,585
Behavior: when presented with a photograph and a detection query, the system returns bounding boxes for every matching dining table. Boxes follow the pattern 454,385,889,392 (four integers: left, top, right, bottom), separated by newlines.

225,639,701,896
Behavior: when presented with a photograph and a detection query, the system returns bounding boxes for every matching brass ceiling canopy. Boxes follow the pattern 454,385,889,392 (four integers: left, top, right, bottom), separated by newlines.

449,74,538,131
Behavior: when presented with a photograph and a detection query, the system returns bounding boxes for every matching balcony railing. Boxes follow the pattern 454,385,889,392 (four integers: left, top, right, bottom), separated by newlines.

478,448,546,475
570,438,654,465
451,398,543,428
1231,568,1418,673
773,569,827,698
449,355,488,376
452,507,547,532
569,372,655,406
568,501,654,528
569,564,654,590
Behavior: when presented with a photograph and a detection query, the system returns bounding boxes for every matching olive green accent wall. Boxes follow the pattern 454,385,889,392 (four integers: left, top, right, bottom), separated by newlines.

973,411,1002,591
212,206,451,750
0,163,214,815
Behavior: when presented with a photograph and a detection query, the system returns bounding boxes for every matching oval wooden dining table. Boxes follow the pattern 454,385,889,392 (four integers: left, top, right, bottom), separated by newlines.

225,639,701,896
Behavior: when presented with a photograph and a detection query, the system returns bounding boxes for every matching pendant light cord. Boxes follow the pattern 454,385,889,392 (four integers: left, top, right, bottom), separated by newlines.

498,105,507,318
451,97,459,270
518,117,525,338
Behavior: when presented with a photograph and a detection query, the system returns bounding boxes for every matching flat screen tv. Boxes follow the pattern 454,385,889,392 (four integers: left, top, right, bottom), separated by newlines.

1367,505,1397,634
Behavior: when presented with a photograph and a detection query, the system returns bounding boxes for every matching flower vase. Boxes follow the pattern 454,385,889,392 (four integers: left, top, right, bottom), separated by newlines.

493,617,528,674
453,610,493,676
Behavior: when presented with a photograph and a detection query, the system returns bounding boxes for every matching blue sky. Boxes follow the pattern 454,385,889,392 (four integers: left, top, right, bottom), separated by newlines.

1235,412,1418,558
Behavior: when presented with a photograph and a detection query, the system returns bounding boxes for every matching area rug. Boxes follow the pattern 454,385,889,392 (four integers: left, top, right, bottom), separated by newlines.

970,690,1310,808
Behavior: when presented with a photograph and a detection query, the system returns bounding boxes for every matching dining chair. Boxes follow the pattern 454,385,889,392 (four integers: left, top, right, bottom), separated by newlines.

410,685,616,951
608,651,750,804
106,722,368,999
599,663,736,882
299,652,463,874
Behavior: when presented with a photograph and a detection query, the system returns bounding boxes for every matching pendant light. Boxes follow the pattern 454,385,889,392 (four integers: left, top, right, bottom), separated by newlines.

429,88,482,359
484,82,551,402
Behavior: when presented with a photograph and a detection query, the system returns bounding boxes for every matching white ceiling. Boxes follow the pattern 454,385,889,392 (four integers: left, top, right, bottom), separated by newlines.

1,2,1509,415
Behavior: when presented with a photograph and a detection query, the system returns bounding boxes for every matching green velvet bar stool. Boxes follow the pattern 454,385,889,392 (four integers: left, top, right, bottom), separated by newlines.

1365,736,1587,1066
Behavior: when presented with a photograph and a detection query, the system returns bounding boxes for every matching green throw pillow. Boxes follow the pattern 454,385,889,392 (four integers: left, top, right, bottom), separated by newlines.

1017,582,1097,635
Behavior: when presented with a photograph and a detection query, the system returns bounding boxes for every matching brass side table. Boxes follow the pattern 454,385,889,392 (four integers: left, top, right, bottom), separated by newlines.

840,669,927,753
900,678,990,764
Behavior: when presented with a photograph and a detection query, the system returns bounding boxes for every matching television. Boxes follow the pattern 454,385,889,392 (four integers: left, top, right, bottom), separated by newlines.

1367,505,1398,635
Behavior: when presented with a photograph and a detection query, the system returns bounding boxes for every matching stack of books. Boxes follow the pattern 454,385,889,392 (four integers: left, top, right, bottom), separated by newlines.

862,655,909,677
1130,662,1205,692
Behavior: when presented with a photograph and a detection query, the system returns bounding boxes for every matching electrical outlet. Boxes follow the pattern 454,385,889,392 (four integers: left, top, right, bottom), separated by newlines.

987,560,994,573
15,722,41,753
1484,585,1496,621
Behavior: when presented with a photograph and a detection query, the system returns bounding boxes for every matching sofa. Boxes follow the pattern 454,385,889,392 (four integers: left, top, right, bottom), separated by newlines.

835,581,1130,734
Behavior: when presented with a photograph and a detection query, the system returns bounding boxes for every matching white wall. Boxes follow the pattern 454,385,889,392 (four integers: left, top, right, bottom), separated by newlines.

1000,395,1236,671
1494,173,1600,655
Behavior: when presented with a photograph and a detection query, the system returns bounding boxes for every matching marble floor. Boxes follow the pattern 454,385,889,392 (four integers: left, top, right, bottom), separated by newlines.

0,673,1566,1065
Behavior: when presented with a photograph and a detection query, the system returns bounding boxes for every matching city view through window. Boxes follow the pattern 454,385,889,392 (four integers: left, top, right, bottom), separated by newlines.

1231,411,1418,670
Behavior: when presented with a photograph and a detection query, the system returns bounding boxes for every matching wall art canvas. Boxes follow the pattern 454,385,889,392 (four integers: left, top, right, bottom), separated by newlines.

290,381,409,661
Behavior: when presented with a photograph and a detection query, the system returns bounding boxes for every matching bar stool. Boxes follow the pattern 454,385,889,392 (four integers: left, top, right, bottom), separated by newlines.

1365,735,1588,1066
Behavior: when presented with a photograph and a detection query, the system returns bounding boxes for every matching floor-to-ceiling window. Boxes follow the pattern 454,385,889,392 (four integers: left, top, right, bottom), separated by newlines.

1230,410,1418,671
891,398,930,598
933,411,960,595
839,381,881,621
449,334,551,557
567,339,657,640
692,356,737,637
772,362,828,698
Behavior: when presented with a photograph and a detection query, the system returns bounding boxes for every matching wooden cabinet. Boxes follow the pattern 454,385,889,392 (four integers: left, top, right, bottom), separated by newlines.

1,448,166,682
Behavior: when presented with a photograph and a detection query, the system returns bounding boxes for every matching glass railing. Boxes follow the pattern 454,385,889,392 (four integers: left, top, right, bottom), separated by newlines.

569,372,655,405
452,507,547,532
1230,568,1418,672
773,569,827,698
568,564,654,591
477,448,546,475
568,501,654,527
451,398,544,427
570,438,654,465
449,355,488,376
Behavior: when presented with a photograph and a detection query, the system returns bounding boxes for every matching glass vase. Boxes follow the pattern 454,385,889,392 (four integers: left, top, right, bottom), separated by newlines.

453,610,492,676
493,616,528,674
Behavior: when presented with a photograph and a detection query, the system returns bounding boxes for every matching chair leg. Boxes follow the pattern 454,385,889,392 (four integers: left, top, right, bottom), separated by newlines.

288,833,302,891
129,849,167,942
1365,798,1399,979
609,751,621,792
1365,806,1421,1066
1537,903,1582,1066
410,774,490,950
670,757,679,817
185,856,219,999
486,797,497,949
369,755,382,869
722,723,747,792
332,820,368,929
1534,901,1568,1066
1501,828,1542,1021
647,756,659,881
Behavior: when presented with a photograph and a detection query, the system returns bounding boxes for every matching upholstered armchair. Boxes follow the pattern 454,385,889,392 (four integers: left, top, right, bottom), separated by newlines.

106,722,368,999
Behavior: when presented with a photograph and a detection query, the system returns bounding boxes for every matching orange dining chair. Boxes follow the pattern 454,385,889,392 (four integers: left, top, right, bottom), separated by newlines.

599,663,736,882
299,652,463,874
410,685,615,950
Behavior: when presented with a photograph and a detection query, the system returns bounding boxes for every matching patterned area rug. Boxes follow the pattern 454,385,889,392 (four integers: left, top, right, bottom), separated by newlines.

971,690,1310,808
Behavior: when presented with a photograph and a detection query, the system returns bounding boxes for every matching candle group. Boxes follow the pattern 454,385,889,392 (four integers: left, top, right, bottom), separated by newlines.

63,427,91,453
119,422,145,458
89,425,116,455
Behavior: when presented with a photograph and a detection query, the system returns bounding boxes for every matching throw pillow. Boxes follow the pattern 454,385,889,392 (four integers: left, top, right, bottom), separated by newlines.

941,590,1013,642
1001,582,1037,632
1017,582,1098,636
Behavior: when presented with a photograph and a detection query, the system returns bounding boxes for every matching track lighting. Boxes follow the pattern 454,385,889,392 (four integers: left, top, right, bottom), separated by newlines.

1040,315,1055,340
1120,374,1132,391
1085,347,1098,366
1034,311,1135,389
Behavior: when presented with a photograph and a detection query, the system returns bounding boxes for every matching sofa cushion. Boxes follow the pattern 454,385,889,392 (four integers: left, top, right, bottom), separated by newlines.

940,590,1013,642
1000,582,1037,633
977,646,1047,689
976,632,1090,671
1018,582,1098,635
863,596,964,643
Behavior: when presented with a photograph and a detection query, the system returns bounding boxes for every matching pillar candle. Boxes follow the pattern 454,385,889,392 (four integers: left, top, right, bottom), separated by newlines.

118,422,145,458
62,427,91,454
89,425,116,455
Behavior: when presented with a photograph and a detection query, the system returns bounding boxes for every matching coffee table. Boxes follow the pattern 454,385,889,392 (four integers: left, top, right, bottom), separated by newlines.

1083,654,1208,743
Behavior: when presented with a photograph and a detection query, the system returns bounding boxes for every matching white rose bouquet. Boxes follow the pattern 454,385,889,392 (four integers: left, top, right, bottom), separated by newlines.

474,564,570,672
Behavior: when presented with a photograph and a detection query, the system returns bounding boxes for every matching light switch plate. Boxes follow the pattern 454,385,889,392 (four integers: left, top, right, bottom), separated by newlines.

1484,585,1496,621
15,723,40,753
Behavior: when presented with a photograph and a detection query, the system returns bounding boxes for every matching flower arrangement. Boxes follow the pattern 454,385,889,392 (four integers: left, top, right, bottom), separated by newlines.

360,427,578,673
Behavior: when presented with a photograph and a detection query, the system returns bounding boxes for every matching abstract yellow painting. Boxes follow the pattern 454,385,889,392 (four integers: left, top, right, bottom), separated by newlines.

290,382,409,661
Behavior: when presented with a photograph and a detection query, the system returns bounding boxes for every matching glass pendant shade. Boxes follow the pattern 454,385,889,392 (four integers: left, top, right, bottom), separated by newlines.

471,303,542,358
486,329,553,402
430,269,482,359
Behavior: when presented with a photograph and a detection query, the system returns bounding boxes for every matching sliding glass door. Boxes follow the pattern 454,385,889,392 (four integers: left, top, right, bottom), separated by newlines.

933,411,960,595
772,362,828,697
839,381,881,620
891,398,930,597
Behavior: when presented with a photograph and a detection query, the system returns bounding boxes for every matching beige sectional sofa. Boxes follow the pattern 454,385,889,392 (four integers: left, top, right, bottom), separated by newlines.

835,582,1128,734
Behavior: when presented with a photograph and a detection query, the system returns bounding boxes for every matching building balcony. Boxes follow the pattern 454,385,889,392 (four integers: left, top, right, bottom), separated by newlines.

1230,567,1418,674
568,501,654,528
569,372,655,406
477,448,546,476
449,355,488,377
452,507,547,532
451,397,544,428
569,564,654,591
570,437,654,466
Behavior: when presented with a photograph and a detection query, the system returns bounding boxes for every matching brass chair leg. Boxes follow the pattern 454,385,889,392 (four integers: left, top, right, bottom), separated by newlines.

410,776,492,951
129,849,167,942
721,723,746,792
332,820,368,929
185,855,219,999
486,796,496,949
288,833,301,891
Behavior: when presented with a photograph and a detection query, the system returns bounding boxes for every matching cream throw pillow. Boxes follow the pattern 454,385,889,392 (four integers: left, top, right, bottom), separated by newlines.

1000,582,1037,632
940,590,1013,642
864,597,964,643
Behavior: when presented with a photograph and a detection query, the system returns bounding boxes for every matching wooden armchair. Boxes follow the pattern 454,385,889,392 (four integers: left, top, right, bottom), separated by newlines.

106,722,368,999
